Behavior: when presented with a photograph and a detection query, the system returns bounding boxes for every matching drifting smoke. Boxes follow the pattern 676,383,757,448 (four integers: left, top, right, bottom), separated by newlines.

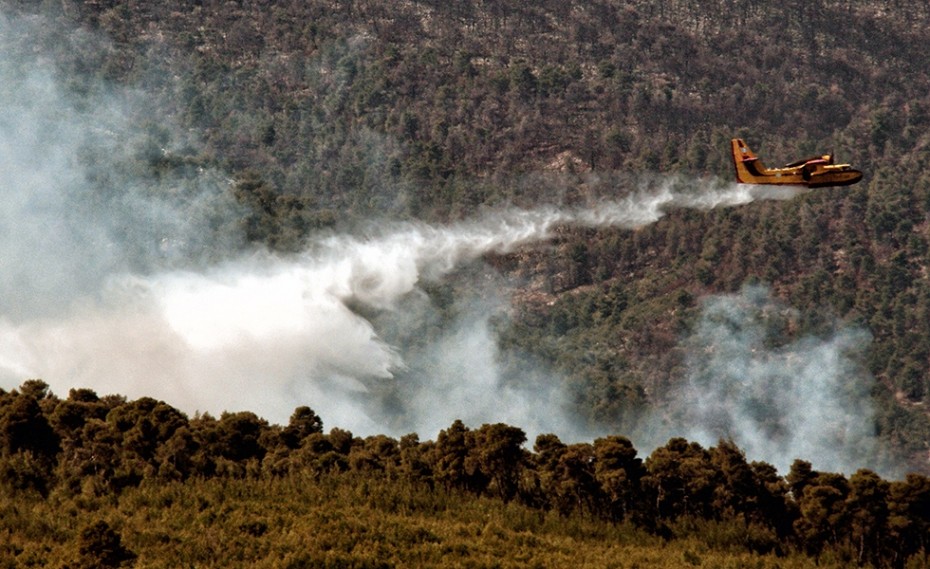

1,10,889,476
0,12,243,321
0,164,807,435
657,285,886,476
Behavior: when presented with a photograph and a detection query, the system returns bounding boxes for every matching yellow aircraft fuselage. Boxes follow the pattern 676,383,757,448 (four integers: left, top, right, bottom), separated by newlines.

731,138,862,188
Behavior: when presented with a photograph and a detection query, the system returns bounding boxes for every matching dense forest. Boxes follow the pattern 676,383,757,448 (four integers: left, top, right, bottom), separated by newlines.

3,0,930,565
1,379,929,567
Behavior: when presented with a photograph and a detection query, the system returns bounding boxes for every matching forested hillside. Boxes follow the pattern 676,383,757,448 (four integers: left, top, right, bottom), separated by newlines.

3,0,930,564
2,379,929,567
17,0,927,465
4,0,930,460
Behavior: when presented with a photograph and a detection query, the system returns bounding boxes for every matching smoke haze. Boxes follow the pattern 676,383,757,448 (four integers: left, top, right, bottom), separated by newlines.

0,169,807,431
649,285,886,476
0,10,889,476
0,12,243,320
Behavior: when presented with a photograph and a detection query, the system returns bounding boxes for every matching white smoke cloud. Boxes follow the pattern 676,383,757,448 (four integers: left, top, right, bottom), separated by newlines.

0,12,243,321
656,285,885,476
0,117,808,434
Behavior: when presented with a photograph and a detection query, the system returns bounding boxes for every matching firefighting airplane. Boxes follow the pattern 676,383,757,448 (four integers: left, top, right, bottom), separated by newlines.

730,138,862,188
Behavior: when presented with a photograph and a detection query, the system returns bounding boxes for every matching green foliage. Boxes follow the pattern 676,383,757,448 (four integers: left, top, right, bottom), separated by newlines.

4,0,930,564
282,406,324,449
70,520,136,569
1,381,929,566
0,468,868,569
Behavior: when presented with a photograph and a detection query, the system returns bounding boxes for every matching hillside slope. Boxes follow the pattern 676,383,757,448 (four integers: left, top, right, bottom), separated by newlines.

2,0,930,470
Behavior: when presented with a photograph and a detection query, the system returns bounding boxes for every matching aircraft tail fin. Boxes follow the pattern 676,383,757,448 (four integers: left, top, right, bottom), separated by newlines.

730,138,765,183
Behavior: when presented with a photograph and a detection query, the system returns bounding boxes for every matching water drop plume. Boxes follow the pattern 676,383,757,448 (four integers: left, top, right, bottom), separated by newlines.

0,164,804,436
